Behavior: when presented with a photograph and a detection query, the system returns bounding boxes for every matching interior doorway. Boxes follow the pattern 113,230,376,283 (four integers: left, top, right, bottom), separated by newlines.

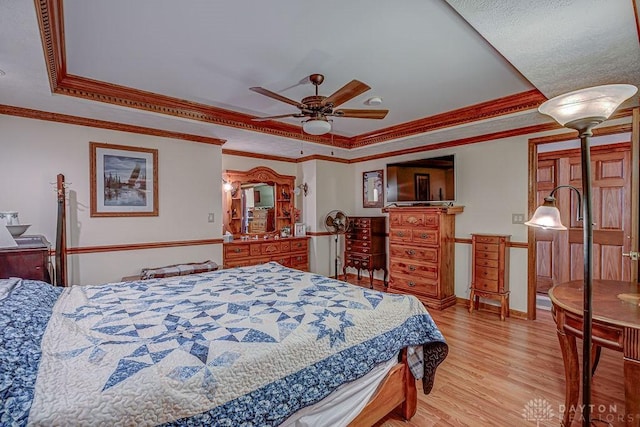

527,119,639,319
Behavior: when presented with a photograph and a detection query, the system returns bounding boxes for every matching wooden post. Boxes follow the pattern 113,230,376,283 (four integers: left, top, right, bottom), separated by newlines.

55,173,67,286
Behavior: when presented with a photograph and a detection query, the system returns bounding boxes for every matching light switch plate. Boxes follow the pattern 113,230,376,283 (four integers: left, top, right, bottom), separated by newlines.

208,213,215,223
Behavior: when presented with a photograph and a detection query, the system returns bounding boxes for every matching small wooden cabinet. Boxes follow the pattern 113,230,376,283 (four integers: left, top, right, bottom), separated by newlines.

0,235,51,283
469,233,510,321
343,216,387,288
387,206,463,310
223,236,309,271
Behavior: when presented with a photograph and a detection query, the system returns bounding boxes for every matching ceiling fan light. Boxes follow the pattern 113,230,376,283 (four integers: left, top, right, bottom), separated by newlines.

303,119,331,135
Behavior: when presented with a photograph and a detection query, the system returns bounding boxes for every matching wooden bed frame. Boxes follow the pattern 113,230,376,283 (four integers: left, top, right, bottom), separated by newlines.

350,341,447,425
348,349,417,426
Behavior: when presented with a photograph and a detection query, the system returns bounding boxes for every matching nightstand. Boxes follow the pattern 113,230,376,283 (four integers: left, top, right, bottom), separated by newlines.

0,235,52,283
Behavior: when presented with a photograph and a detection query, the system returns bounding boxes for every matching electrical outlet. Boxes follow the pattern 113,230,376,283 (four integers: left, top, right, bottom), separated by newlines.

512,213,525,224
208,213,215,223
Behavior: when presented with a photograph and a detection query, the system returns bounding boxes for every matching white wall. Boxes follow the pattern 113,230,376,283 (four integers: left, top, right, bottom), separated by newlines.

294,160,353,276
1,115,222,285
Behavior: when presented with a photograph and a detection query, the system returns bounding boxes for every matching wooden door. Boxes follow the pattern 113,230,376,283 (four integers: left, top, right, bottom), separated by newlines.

534,143,632,293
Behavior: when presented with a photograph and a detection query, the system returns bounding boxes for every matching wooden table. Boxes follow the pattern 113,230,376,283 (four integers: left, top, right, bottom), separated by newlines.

549,280,640,426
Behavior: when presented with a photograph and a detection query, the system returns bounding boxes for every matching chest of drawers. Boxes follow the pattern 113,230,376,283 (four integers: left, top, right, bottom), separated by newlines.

342,216,387,288
386,206,463,310
223,236,309,271
469,233,510,320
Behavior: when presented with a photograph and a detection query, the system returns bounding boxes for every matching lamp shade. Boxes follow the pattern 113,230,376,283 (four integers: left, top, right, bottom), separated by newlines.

538,84,637,126
524,197,567,230
302,118,331,135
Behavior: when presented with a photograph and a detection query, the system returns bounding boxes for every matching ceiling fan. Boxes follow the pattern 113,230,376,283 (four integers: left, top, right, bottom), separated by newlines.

250,74,389,135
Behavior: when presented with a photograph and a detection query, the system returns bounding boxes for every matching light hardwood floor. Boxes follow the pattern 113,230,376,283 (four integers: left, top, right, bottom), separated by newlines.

345,276,626,427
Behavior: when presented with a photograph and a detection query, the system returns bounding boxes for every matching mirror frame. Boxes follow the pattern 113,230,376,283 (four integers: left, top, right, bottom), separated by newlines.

223,167,296,236
363,170,384,208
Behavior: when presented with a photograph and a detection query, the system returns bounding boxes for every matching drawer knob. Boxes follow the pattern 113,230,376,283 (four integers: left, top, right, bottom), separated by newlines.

397,232,405,237
408,281,416,287
421,233,427,239
406,249,415,256
408,265,416,271
234,248,241,253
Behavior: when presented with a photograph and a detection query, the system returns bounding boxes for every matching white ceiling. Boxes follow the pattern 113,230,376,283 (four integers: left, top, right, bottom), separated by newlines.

1,0,639,159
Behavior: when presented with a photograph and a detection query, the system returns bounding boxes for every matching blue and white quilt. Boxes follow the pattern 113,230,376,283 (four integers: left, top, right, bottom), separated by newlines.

1,262,447,426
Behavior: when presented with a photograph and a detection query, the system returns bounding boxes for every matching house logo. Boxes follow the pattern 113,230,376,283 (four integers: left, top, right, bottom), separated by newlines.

522,398,555,425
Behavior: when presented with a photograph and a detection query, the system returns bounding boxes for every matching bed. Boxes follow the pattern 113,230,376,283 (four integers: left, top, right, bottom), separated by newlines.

0,262,447,426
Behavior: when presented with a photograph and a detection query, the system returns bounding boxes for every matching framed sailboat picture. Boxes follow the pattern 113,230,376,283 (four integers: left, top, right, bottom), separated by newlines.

90,142,158,217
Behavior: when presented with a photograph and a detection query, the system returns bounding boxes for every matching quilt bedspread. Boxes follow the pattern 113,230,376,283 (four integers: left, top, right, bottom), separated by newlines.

4,262,447,426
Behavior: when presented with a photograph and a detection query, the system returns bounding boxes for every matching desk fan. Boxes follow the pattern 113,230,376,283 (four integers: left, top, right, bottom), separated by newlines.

324,210,350,279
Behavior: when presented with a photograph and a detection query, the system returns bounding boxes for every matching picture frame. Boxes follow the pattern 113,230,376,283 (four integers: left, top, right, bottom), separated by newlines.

363,170,384,208
90,142,158,217
294,222,306,237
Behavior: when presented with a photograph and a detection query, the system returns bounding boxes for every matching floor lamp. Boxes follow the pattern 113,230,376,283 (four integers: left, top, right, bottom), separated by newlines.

526,84,637,426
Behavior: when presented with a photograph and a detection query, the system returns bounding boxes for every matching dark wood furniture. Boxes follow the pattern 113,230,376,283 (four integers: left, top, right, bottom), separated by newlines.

386,206,463,310
549,280,640,427
469,233,510,321
223,167,295,236
343,216,387,288
0,235,51,283
223,236,309,271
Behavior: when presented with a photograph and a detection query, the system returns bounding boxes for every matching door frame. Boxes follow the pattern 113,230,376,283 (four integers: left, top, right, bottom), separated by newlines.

526,110,639,320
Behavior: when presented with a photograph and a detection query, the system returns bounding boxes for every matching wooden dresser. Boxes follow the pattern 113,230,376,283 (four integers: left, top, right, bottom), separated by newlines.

343,216,387,288
469,233,510,320
223,236,309,271
387,206,463,310
0,235,51,283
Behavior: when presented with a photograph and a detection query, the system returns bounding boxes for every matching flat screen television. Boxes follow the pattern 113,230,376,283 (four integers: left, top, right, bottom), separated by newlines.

386,154,456,204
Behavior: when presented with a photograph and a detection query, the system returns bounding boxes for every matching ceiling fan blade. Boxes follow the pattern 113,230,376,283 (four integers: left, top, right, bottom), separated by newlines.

249,87,305,108
322,80,370,108
251,113,302,122
333,109,389,119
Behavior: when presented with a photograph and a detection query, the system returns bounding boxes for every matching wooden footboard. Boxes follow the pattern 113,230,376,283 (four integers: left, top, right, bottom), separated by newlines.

348,349,417,426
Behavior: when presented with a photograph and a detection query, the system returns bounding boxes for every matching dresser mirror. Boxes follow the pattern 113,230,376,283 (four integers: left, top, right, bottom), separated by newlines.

223,167,295,237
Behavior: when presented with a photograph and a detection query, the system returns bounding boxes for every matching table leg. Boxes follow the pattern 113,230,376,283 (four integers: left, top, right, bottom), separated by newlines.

591,345,601,377
469,290,475,314
557,328,580,427
624,357,640,426
368,270,374,289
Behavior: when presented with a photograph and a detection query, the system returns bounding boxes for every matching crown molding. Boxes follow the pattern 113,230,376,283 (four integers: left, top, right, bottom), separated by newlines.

0,104,226,145
350,89,547,147
34,0,548,151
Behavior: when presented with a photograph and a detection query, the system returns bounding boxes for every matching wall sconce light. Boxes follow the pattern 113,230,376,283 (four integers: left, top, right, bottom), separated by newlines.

527,83,636,427
294,183,308,197
223,179,237,197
